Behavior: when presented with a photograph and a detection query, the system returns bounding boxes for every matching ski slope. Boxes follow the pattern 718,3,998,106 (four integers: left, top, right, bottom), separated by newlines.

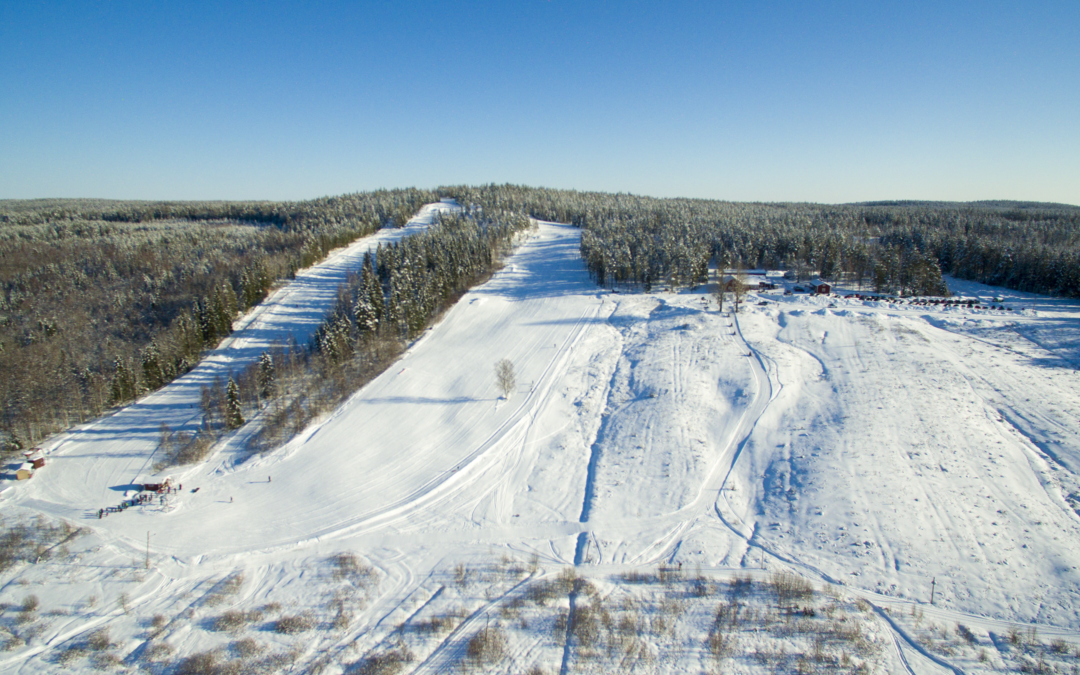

3,209,1080,673
8,202,458,523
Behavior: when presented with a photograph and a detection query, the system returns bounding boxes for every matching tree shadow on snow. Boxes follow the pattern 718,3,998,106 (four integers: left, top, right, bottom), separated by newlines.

360,395,479,406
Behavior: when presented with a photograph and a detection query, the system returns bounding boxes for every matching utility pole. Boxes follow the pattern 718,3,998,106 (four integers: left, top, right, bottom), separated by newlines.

145,531,151,570
930,577,936,605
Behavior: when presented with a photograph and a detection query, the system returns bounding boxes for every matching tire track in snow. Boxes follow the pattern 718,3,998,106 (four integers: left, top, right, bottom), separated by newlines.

409,572,537,674
20,203,459,519
700,309,971,674
303,302,607,546
709,310,776,541
572,301,625,566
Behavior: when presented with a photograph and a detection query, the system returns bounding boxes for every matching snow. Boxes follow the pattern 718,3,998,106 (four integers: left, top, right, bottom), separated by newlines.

2,208,1080,673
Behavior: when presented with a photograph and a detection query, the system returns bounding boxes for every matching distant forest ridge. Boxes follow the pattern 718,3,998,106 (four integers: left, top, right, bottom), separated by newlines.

850,199,1080,211
2,185,1079,452
433,184,1080,299
0,188,440,451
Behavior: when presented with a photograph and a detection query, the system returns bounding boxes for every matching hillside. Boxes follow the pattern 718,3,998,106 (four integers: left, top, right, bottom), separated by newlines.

0,208,1078,673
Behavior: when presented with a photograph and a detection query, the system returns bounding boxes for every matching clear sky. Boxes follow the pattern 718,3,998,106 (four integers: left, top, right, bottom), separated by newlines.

2,1,1077,204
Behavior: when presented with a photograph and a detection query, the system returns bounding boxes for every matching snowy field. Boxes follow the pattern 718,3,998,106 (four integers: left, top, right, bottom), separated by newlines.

2,208,1080,673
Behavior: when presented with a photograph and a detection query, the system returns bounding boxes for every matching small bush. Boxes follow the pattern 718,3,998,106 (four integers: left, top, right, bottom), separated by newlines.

956,623,976,643
332,552,375,585
2,635,25,652
569,605,599,648
275,612,316,634
412,614,458,634
770,571,814,610
19,595,39,613
86,627,114,651
205,571,245,607
213,609,254,632
175,649,223,675
56,644,89,665
349,646,413,675
729,574,752,598
454,562,470,586
466,625,507,668
143,641,174,662
691,577,710,597
556,567,578,592
708,628,738,662
525,580,563,606
232,637,263,658
159,431,218,469
619,570,655,584
148,613,168,635
89,651,123,670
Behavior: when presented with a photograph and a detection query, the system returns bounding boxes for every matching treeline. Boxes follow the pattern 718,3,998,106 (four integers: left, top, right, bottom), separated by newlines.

5,183,1078,454
0,190,434,452
436,185,1079,298
436,185,949,295
162,210,533,464
0,191,428,230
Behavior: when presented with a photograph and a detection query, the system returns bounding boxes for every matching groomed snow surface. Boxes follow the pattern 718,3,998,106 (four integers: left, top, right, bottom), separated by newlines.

3,208,1080,673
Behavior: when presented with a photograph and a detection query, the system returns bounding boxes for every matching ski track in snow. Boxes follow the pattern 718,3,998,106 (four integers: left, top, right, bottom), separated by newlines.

4,210,1080,672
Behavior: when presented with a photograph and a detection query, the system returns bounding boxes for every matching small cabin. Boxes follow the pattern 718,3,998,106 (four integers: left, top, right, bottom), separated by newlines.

16,463,34,481
722,274,768,292
808,280,831,295
142,477,172,493
25,450,45,470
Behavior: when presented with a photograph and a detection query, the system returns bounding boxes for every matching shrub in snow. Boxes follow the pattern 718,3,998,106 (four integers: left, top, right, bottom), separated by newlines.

466,625,507,668
275,612,316,634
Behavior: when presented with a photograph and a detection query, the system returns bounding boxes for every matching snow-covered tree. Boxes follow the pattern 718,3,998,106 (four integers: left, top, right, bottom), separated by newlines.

258,352,276,399
495,359,516,399
225,377,244,429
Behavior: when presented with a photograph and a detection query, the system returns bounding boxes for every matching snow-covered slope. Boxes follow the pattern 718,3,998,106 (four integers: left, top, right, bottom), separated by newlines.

2,210,1079,673
11,202,458,524
735,301,1080,628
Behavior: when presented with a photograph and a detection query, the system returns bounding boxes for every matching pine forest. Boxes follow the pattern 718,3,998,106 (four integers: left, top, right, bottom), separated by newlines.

2,186,1079,457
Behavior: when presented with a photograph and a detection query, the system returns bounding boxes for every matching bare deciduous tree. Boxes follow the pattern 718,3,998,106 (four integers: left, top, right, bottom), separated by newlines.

495,359,516,399
713,267,725,313
732,265,748,314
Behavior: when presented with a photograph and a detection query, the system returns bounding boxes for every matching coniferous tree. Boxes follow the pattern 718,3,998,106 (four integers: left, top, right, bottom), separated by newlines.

258,352,276,400
225,377,244,429
111,357,138,404
141,342,165,391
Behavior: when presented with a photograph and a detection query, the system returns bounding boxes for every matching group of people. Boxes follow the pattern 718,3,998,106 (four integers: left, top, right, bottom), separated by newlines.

96,483,183,519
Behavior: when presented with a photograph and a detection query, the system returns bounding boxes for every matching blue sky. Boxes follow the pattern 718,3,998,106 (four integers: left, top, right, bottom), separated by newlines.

2,1,1077,204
